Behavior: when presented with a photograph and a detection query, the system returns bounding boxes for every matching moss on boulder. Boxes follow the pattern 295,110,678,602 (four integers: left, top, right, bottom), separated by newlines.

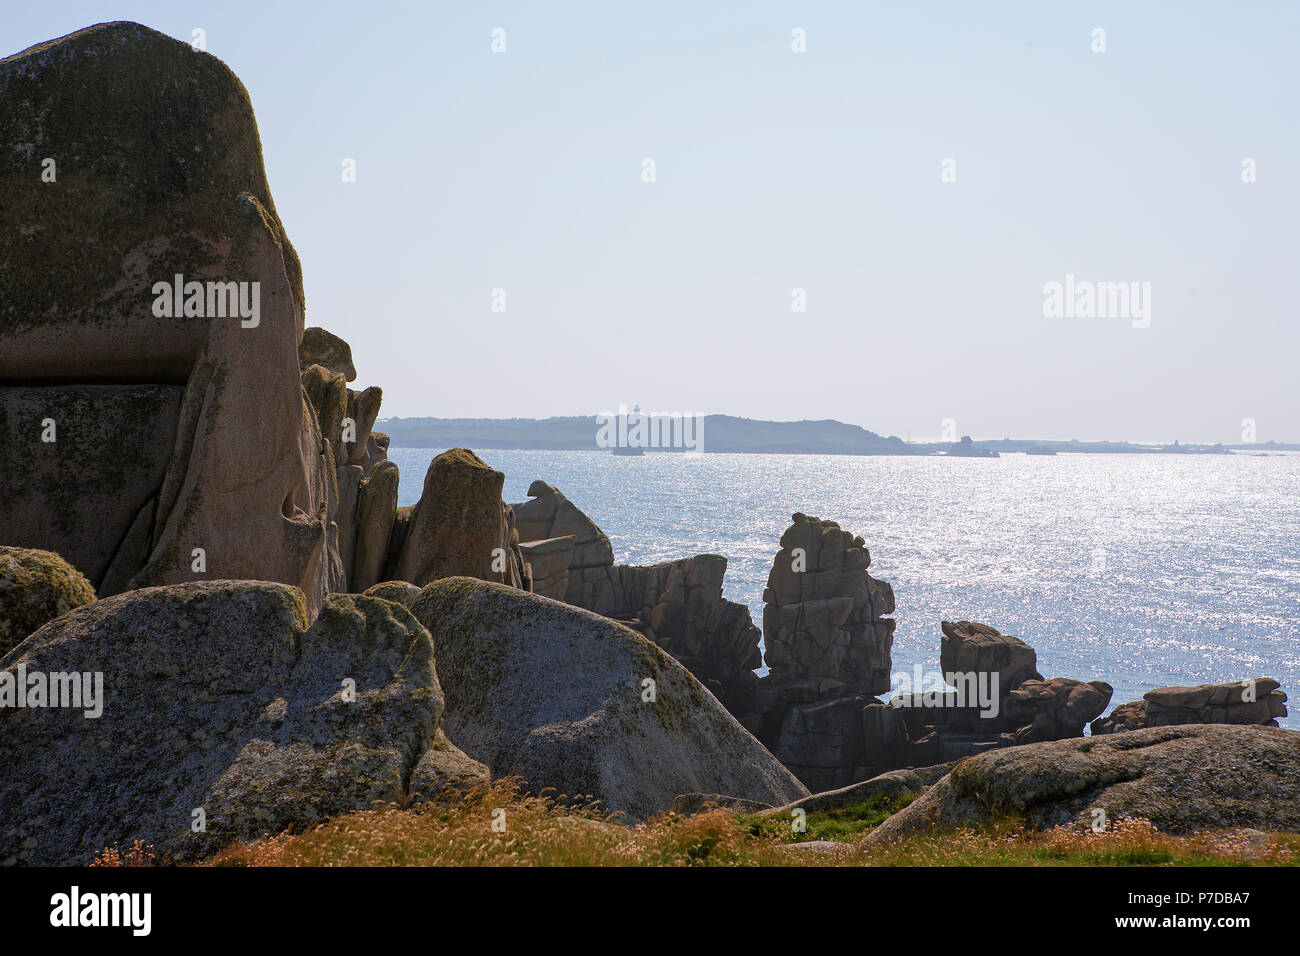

0,546,96,656
0,582,466,864
409,577,808,820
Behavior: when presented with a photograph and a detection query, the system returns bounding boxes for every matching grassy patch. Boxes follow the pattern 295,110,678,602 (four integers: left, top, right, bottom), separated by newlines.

742,792,918,844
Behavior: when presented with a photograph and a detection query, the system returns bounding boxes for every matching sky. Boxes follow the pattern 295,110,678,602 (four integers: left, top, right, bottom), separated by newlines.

7,2,1298,443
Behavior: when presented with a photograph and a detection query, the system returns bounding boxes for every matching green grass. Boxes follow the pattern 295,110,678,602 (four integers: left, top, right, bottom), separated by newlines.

742,792,918,844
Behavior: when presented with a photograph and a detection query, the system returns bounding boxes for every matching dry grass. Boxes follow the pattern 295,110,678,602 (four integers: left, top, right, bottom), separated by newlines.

861,816,1300,867
91,839,156,867
91,781,1300,867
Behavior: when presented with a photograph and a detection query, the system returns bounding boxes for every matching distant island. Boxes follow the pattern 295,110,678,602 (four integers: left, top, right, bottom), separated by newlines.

376,415,1293,457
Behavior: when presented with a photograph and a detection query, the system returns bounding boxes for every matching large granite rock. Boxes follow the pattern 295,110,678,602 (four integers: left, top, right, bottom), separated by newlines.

0,581,472,865
1091,678,1288,734
298,327,357,382
762,513,895,697
409,577,808,819
0,547,96,657
512,481,615,605
864,725,1300,845
395,448,523,588
939,620,1042,693
1,23,343,617
0,22,303,382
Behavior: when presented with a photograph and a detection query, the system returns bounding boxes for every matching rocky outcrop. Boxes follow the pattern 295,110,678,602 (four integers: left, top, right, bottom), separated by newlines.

0,581,478,865
409,577,808,820
394,449,525,589
0,23,341,616
298,327,357,382
512,481,615,606
939,620,1042,693
738,514,902,789
864,725,1300,845
767,695,911,793
762,513,895,696
0,547,96,657
1091,678,1288,735
890,622,1112,763
1146,678,1287,726
0,21,303,383
1004,678,1114,743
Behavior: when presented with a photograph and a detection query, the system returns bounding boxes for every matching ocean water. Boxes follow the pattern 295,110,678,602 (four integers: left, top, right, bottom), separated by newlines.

389,448,1300,729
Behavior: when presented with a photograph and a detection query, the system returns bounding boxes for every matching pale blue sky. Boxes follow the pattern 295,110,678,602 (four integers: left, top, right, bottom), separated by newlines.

8,2,1298,442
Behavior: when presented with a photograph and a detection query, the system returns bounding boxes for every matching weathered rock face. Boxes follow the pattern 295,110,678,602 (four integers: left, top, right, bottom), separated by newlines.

1004,678,1113,743
298,327,357,382
939,620,1042,693
128,194,339,616
0,23,342,616
770,696,910,793
0,581,478,865
0,22,303,382
0,386,182,593
0,547,96,657
1091,678,1288,735
409,577,808,820
518,536,575,600
864,725,1300,845
394,449,524,588
762,513,895,697
512,481,616,606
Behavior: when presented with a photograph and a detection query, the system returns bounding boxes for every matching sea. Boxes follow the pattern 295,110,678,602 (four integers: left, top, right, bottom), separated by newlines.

389,448,1300,730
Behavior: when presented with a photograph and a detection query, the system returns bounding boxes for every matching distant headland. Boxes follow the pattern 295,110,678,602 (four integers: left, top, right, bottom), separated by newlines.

377,414,1295,457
